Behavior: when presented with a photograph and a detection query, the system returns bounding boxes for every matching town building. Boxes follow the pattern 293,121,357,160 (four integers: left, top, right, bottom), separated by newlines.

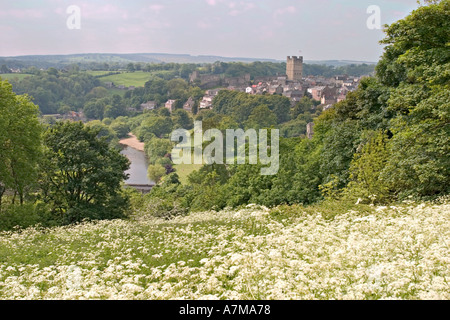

140,101,157,111
320,86,339,105
165,99,176,113
183,97,195,112
308,86,326,101
199,96,213,109
286,56,303,82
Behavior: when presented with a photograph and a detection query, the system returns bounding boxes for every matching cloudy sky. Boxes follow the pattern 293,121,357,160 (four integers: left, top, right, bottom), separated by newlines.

0,0,420,61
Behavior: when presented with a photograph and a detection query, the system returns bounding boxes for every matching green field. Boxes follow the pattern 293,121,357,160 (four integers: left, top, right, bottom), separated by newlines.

0,73,33,81
85,71,113,77
95,71,152,87
174,163,203,184
105,88,127,97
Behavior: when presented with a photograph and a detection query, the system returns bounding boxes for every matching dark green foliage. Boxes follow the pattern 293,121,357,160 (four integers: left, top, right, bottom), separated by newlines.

245,105,277,130
145,137,173,165
137,116,173,139
319,120,362,189
280,118,308,138
346,130,391,203
0,203,41,231
137,173,189,219
0,79,42,208
169,1,449,211
40,121,130,224
172,109,194,130
110,120,130,139
212,90,291,126
186,165,229,212
9,70,101,114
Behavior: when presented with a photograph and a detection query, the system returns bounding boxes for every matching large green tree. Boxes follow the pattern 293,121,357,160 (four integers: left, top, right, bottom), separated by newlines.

376,0,450,198
0,79,42,208
40,121,130,223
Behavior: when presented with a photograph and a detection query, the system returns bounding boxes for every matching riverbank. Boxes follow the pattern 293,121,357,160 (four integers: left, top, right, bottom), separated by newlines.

119,133,145,152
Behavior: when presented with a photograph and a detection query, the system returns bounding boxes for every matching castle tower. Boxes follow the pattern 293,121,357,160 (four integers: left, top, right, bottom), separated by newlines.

286,56,303,81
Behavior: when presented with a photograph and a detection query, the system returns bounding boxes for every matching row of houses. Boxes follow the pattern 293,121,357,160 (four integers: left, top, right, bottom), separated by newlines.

138,73,362,115
307,85,349,105
139,96,197,113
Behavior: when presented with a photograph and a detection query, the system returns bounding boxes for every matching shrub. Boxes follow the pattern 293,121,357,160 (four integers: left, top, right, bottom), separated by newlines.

0,203,40,231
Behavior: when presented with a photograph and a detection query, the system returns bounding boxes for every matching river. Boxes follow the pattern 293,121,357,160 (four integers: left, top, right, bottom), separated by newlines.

120,145,154,185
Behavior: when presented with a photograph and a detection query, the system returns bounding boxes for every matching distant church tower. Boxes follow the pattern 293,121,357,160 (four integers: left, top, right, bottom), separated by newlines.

286,56,303,81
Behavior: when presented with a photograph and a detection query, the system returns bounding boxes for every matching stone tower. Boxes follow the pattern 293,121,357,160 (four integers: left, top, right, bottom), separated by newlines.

286,56,303,81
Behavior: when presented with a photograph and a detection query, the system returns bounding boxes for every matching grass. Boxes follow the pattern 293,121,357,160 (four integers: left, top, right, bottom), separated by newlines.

174,163,203,184
0,74,34,81
105,88,127,97
173,133,205,184
94,71,152,87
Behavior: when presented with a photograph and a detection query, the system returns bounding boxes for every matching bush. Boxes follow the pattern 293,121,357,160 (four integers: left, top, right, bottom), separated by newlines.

133,197,188,220
0,203,40,231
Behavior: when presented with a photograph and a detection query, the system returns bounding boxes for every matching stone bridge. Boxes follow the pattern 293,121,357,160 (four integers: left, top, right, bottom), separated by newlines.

124,184,154,194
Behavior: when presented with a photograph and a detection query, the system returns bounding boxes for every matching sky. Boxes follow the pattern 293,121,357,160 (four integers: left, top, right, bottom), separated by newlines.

0,0,420,62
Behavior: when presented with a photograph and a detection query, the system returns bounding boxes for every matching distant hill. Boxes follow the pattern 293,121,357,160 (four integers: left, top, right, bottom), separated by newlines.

304,60,377,67
0,53,279,69
0,53,376,69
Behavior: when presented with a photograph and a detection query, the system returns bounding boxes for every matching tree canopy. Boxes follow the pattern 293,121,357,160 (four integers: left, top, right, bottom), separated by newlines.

40,121,130,224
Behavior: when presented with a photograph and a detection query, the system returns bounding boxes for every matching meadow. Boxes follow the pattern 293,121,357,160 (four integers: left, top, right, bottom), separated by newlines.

173,163,203,185
0,74,34,81
0,199,448,300
88,71,153,88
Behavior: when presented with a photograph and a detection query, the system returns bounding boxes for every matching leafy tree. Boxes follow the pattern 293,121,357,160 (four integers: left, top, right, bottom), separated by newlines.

0,79,42,207
1,65,10,73
139,116,173,138
290,96,314,119
127,63,135,72
145,138,173,164
86,120,118,146
319,119,362,190
375,0,450,199
147,164,166,184
84,99,106,120
110,120,130,139
172,109,194,130
346,130,391,203
244,105,277,130
40,121,130,224
376,0,450,87
158,107,171,117
104,103,127,119
189,86,205,101
166,78,189,100
186,165,229,211
383,89,450,198
213,90,291,126
86,86,108,100
280,117,308,138
144,78,168,96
